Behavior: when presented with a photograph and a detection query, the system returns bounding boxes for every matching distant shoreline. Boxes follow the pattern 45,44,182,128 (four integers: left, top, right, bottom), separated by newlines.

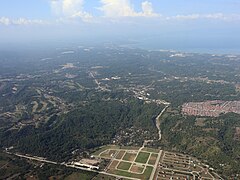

120,42,240,55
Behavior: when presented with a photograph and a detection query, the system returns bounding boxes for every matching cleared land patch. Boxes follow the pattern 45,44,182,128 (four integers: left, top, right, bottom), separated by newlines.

101,149,118,159
93,145,221,180
93,146,156,179
109,166,153,179
108,160,119,169
148,153,158,165
122,152,137,162
38,101,48,112
142,147,160,153
234,127,240,141
130,164,144,174
31,101,38,113
135,152,150,164
195,118,206,127
120,146,140,151
117,162,131,171
115,150,126,160
92,145,119,156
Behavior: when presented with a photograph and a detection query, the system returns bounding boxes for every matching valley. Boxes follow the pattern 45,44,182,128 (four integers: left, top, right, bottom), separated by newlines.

0,46,240,179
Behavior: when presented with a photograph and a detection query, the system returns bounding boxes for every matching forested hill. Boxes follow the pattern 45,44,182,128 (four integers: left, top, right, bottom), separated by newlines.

0,99,163,161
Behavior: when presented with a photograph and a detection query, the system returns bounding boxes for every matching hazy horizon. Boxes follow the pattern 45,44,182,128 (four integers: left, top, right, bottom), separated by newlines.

1,0,240,54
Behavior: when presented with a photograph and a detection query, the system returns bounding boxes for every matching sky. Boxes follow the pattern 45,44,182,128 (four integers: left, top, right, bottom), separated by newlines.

1,0,240,52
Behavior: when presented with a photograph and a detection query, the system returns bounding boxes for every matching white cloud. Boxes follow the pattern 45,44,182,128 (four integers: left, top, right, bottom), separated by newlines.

13,18,46,25
50,0,92,22
99,0,137,17
62,0,83,16
0,17,11,25
167,13,240,21
99,0,159,17
51,0,63,16
141,1,158,17
203,13,226,20
0,17,47,26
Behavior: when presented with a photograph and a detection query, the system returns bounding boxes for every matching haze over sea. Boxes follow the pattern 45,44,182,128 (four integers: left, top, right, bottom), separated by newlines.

1,0,240,55
123,37,240,55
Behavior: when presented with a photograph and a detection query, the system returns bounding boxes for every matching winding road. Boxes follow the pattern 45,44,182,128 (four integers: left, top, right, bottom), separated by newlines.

155,105,169,141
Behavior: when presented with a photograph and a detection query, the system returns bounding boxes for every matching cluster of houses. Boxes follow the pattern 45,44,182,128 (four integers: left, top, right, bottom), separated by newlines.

182,100,240,117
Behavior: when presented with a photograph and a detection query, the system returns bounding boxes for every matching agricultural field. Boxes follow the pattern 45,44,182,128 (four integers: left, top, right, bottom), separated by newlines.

135,152,150,164
117,162,132,171
122,152,137,161
148,154,158,165
93,146,223,180
92,146,160,179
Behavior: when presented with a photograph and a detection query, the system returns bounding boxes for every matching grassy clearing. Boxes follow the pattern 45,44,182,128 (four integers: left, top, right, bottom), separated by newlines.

148,153,158,165
117,162,132,171
92,145,120,156
142,147,160,153
122,152,137,162
143,166,153,179
115,150,126,159
120,146,140,151
101,150,118,159
135,152,150,164
108,160,119,169
130,164,144,173
110,166,153,179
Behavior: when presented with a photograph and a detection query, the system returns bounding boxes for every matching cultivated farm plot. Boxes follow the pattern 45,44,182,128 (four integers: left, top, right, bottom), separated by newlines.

130,164,145,174
135,152,150,164
115,150,126,159
108,165,153,179
92,146,161,180
108,160,119,169
122,152,137,161
117,161,131,171
147,153,158,165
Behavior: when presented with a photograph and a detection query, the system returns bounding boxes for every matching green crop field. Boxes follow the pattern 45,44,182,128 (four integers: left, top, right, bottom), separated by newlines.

117,162,131,171
122,152,137,161
135,152,150,164
92,146,157,179
111,166,153,179
148,153,158,165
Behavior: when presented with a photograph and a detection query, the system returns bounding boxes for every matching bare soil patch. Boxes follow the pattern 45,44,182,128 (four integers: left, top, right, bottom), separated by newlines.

234,127,240,141
130,164,144,174
108,160,119,170
115,150,126,160
195,118,206,127
122,152,137,162
148,154,158,165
